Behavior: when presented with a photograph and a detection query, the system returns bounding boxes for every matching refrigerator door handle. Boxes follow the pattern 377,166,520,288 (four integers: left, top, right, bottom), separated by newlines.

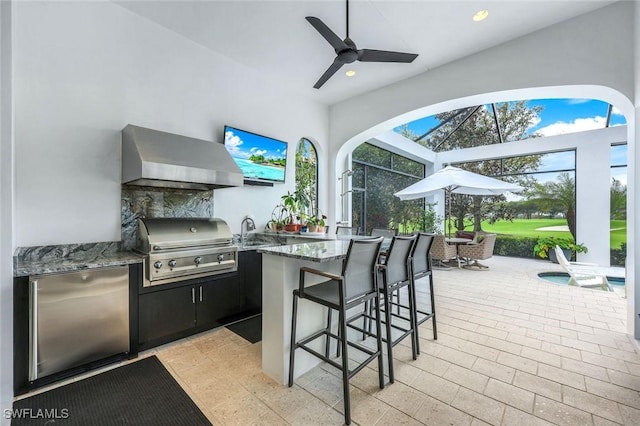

29,279,39,381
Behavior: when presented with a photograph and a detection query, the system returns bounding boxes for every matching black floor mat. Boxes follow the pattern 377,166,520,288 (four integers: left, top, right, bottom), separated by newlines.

11,356,211,426
226,314,262,343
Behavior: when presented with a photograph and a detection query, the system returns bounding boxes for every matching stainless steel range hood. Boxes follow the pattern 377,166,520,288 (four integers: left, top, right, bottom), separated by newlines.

122,124,244,190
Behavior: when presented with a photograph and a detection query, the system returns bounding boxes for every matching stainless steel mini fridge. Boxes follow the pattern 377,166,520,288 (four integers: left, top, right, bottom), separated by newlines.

29,266,130,381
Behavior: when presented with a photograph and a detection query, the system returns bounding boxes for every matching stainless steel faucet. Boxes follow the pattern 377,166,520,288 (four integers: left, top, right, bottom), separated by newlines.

241,217,256,246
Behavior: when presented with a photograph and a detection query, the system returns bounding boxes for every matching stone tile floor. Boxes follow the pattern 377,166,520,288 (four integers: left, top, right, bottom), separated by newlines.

18,256,640,425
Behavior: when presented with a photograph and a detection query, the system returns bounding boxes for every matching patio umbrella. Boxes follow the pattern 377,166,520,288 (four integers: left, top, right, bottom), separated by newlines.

394,166,523,235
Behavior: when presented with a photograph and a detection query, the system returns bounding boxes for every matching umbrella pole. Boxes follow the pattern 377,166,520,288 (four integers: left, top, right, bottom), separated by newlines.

447,188,452,238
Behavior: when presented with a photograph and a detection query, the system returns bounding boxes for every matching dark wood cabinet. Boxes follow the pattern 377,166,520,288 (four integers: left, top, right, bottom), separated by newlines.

137,250,262,350
197,274,242,327
138,273,240,349
139,285,195,344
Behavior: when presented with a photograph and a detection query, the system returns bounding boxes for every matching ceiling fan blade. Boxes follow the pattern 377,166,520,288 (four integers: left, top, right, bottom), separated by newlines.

306,16,349,52
313,60,344,89
357,49,418,63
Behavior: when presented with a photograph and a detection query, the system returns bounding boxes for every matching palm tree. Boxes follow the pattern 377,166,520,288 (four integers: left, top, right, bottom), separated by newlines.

529,173,576,239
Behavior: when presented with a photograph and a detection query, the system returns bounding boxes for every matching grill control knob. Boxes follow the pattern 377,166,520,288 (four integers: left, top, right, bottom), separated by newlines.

168,259,177,268
194,256,202,265
217,254,224,262
153,261,163,269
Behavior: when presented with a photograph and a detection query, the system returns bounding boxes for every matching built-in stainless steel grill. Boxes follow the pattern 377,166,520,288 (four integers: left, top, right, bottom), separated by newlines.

136,218,237,287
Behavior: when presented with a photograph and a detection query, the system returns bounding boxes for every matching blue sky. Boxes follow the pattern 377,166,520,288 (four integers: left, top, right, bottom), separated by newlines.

395,98,628,186
526,99,626,136
396,98,627,139
395,98,629,194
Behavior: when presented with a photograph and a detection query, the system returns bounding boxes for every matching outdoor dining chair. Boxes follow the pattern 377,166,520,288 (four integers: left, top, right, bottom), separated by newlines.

458,233,497,269
430,234,458,267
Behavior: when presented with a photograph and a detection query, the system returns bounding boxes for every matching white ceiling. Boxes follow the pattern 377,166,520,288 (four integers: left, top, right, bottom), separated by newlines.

115,1,615,105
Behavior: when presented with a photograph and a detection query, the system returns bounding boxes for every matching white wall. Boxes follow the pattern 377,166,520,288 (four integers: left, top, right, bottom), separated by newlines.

631,0,640,340
0,0,13,421
13,1,328,245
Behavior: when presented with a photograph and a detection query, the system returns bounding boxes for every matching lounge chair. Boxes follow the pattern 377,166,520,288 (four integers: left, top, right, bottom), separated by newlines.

458,233,497,269
554,245,611,291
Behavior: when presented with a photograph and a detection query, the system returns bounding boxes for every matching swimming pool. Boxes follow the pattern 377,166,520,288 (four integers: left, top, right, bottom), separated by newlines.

537,272,625,295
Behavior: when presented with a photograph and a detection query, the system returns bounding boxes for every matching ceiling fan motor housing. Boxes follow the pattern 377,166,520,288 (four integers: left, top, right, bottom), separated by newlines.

337,49,358,63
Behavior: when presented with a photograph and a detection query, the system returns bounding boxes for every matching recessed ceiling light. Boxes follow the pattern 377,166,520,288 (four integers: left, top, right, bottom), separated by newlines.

473,10,489,22
345,70,356,77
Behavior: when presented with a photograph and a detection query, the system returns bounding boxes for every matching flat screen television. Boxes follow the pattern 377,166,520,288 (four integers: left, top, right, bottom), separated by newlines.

224,125,287,183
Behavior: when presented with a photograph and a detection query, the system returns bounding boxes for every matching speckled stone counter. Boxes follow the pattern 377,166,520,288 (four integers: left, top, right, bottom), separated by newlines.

256,240,350,262
14,241,143,277
235,231,334,252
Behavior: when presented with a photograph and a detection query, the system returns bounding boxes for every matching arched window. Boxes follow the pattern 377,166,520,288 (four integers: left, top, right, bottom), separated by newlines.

295,138,318,214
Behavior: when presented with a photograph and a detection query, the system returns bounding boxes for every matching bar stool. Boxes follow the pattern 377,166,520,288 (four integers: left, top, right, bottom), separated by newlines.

370,228,398,238
335,225,360,236
375,234,419,383
288,237,385,425
410,233,437,354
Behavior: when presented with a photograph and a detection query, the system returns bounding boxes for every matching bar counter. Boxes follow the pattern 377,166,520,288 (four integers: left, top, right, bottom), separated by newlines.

257,240,353,384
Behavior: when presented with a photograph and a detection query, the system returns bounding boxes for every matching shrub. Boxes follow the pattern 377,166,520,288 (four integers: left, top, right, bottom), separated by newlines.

494,235,539,258
611,243,626,267
533,236,588,259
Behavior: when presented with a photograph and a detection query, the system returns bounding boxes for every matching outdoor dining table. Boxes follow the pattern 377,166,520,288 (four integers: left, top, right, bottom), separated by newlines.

445,237,474,267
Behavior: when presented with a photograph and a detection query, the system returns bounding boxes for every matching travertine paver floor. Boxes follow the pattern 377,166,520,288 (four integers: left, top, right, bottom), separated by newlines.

153,256,640,426
18,256,639,425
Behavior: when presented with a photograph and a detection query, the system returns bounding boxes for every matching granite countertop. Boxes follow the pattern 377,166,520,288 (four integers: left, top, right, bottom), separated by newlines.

257,240,352,263
14,242,144,277
235,231,334,252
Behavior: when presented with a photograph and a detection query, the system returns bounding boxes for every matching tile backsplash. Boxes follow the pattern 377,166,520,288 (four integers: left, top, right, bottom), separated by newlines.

121,187,214,249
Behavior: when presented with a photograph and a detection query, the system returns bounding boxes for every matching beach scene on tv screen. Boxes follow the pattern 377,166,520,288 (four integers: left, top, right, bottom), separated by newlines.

225,127,287,181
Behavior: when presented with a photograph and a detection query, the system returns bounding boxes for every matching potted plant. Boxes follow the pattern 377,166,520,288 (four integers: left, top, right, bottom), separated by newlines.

266,204,289,231
280,190,310,232
533,236,588,263
305,210,327,233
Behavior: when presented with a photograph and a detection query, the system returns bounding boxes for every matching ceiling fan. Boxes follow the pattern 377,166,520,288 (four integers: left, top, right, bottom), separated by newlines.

306,0,418,89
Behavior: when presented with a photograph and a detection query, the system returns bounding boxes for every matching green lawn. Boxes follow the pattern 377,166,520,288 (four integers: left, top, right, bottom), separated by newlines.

479,219,572,239
449,218,627,249
610,220,627,249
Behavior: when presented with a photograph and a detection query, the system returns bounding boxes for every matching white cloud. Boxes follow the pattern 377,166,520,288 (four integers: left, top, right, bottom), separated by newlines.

611,106,623,116
224,131,246,158
253,149,267,156
566,98,591,105
536,116,606,137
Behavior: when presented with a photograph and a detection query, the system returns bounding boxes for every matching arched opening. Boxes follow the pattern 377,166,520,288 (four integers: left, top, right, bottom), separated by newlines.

333,85,636,335
295,138,318,216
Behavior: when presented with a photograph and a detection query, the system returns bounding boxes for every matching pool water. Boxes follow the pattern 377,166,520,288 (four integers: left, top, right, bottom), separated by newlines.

538,272,625,295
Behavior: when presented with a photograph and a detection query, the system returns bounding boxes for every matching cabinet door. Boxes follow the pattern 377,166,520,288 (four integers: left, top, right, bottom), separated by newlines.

196,274,241,328
240,251,262,313
139,285,195,345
